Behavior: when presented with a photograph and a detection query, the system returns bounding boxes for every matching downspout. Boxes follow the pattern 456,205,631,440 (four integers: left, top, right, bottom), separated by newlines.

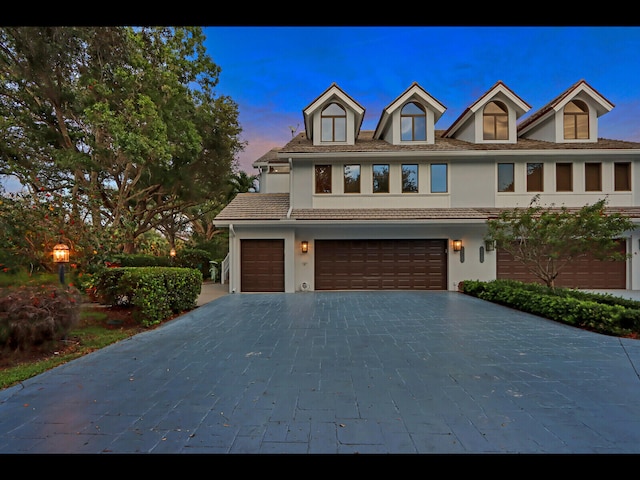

287,157,293,218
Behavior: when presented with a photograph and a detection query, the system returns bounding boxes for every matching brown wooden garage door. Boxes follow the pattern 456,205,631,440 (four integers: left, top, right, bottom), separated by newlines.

315,239,447,290
241,239,284,292
496,239,626,289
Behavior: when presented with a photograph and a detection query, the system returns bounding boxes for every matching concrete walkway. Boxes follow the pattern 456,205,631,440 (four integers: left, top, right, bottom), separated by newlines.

196,281,229,306
1,290,640,454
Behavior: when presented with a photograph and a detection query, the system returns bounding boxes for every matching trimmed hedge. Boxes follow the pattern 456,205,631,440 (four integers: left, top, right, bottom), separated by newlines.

460,279,640,337
94,267,203,327
112,249,213,279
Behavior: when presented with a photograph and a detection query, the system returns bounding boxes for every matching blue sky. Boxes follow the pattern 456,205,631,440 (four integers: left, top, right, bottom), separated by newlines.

2,26,640,193
203,26,640,173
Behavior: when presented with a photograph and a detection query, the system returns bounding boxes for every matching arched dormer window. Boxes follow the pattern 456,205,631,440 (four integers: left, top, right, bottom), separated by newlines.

483,101,508,140
321,103,346,142
564,100,589,140
401,102,426,141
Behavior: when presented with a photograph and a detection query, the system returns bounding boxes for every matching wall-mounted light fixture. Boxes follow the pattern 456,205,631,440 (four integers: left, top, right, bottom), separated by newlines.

301,241,309,253
452,239,462,252
485,240,495,251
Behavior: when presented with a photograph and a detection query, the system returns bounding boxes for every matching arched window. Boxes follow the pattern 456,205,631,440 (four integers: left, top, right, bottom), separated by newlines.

321,103,346,142
564,100,589,140
401,102,426,141
483,101,508,140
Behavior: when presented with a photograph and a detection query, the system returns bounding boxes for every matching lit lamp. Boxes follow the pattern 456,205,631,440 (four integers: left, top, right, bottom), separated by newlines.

52,243,70,285
452,239,462,252
170,247,176,264
301,241,309,253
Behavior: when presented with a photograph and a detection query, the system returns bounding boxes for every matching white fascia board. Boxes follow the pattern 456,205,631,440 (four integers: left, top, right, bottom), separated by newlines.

289,219,489,225
556,83,615,116
285,149,640,160
392,88,446,119
303,87,364,117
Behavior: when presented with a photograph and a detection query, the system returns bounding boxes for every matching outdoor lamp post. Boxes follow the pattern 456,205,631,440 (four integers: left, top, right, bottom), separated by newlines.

52,243,70,286
170,247,176,265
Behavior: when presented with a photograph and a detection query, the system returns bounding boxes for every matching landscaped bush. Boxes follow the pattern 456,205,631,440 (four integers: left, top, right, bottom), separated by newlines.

173,248,213,280
93,267,202,326
460,279,640,337
0,285,82,351
110,254,172,267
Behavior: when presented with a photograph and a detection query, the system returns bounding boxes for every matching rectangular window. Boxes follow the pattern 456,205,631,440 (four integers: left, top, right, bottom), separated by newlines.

615,162,631,191
321,118,333,142
556,163,573,191
372,164,389,193
315,165,332,194
430,164,447,193
585,163,602,191
268,165,290,174
498,163,514,192
527,163,543,192
401,164,418,193
344,164,361,193
321,117,346,142
564,116,576,140
576,115,589,139
334,117,346,141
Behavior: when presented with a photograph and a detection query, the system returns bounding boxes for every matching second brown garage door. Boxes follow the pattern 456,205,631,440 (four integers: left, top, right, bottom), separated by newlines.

496,239,627,289
315,239,447,290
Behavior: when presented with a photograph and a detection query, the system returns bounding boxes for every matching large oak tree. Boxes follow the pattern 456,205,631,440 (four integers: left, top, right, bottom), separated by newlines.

0,27,244,254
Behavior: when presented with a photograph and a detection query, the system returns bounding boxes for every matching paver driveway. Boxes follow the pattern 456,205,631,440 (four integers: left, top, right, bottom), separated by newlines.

1,291,640,454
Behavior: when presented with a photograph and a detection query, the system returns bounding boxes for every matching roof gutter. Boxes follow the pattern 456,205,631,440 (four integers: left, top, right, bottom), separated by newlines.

287,158,293,219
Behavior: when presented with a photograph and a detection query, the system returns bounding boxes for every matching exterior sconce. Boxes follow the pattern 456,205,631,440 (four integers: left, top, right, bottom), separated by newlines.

452,239,462,252
52,243,70,285
301,241,309,254
170,248,176,258
485,240,495,252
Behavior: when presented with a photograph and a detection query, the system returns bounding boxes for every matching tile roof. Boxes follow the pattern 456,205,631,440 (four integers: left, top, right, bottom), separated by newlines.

271,130,640,158
215,193,290,221
214,193,640,223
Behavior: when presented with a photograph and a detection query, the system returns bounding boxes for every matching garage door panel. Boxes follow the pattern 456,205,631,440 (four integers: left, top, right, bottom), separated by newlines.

496,240,626,289
241,239,284,292
315,239,446,290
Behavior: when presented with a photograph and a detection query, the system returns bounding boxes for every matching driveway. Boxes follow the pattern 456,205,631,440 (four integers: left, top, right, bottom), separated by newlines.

1,290,639,454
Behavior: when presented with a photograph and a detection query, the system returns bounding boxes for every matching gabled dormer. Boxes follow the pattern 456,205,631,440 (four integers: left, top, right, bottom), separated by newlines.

373,82,446,145
302,83,365,146
517,79,614,143
442,81,530,144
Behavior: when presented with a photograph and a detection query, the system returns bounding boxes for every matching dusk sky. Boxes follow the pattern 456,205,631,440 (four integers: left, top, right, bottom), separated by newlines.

2,26,640,192
203,26,640,174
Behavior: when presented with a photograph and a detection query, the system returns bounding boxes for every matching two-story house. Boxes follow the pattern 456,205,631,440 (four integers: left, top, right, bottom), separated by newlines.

214,80,640,293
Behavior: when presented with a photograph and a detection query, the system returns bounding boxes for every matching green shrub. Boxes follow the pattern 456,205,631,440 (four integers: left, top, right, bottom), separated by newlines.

111,254,172,267
92,267,202,326
173,248,212,279
0,285,81,351
460,279,640,337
